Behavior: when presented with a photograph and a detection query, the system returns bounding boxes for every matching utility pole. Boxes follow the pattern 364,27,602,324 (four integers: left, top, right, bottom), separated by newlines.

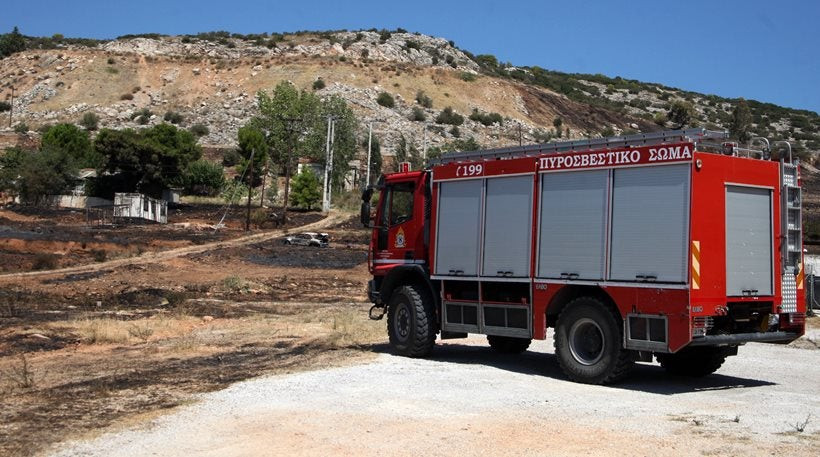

366,121,373,187
327,119,336,209
245,147,255,231
322,115,336,212
518,122,522,146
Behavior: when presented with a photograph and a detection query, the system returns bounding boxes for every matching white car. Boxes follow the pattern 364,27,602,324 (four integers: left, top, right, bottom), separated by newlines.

283,232,329,247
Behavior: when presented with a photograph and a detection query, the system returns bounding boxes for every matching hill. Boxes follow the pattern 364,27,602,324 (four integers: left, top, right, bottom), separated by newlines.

2,29,817,158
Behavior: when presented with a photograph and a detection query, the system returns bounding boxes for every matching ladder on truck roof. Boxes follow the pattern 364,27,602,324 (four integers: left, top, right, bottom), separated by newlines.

428,128,729,166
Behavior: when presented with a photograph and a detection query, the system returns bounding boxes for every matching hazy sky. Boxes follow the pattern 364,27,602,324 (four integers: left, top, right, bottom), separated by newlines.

2,0,818,113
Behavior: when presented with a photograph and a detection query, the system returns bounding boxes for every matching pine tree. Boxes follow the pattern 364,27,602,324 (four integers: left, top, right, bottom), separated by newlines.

729,98,752,143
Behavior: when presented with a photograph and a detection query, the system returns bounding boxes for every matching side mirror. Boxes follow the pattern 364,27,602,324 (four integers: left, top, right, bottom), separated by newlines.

360,201,371,227
360,187,374,227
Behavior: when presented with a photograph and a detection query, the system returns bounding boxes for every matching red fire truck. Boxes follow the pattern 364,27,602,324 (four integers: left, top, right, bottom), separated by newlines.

361,129,806,384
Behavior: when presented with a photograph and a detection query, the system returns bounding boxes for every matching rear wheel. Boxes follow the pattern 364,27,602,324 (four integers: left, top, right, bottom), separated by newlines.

656,347,728,377
387,284,436,357
487,335,531,354
554,297,634,384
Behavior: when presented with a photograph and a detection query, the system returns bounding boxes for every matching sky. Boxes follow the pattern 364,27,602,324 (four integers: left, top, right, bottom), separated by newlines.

2,0,818,114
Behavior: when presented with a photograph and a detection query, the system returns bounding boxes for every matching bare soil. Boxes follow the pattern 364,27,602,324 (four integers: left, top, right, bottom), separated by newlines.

0,209,378,457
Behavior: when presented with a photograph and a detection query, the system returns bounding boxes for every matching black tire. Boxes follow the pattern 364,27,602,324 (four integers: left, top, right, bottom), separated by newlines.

554,297,634,384
656,347,728,377
487,335,531,354
387,284,436,357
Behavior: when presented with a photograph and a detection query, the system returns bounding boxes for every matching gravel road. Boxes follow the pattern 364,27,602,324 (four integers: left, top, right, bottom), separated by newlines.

50,334,819,456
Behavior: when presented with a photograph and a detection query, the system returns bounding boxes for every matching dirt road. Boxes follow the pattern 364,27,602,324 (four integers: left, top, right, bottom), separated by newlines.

49,336,820,457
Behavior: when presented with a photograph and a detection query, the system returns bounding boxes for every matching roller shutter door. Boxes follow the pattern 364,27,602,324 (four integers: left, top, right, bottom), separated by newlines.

435,179,482,276
538,170,608,279
610,164,690,283
482,176,532,277
726,186,773,296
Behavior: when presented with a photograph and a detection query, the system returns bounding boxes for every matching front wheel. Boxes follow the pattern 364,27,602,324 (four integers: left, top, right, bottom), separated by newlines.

657,347,728,377
554,297,634,384
387,284,436,357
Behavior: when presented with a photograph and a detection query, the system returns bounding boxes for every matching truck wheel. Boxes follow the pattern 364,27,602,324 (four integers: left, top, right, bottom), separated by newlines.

656,347,727,377
387,284,436,357
554,297,634,384
487,335,531,354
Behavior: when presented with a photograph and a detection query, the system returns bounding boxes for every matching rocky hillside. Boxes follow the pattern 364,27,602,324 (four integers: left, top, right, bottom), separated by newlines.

1,29,818,158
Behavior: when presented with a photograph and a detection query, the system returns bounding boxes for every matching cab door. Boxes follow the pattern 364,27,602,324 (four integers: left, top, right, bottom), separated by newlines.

375,181,418,264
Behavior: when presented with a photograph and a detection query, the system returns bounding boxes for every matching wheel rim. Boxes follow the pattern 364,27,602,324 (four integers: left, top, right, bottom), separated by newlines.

568,318,605,365
394,303,410,341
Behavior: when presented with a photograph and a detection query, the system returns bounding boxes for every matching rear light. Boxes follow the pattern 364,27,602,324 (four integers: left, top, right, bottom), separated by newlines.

692,316,714,337
789,313,806,325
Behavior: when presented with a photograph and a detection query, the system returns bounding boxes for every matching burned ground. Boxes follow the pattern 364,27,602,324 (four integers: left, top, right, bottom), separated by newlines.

0,208,378,457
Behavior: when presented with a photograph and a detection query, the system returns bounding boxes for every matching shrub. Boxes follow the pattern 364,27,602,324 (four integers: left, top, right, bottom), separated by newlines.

105,66,119,74
131,108,153,125
182,160,225,196
13,122,28,133
107,57,115,64
290,168,322,210
459,72,477,82
312,78,326,90
222,149,242,167
435,106,464,126
92,249,107,262
449,126,461,137
410,107,426,122
80,112,99,130
120,93,134,100
190,123,209,137
469,109,503,126
376,91,395,108
32,253,58,270
163,111,184,124
415,90,432,108
0,101,10,112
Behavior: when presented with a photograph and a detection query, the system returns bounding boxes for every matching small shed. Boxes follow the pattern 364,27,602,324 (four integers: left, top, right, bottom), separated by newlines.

113,193,167,224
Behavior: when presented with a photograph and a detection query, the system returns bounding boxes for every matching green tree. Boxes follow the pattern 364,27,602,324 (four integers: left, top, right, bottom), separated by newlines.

255,81,321,217
394,134,423,171
0,27,26,59
182,160,225,196
0,147,26,196
41,123,101,168
94,124,201,198
290,168,321,210
729,98,752,143
236,124,267,187
313,95,359,191
15,148,78,204
667,100,695,129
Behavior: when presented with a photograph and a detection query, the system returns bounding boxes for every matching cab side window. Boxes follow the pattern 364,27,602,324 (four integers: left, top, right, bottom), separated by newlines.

390,182,414,226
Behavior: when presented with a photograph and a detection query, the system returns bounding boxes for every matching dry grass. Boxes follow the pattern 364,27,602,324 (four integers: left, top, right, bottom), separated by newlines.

51,316,202,345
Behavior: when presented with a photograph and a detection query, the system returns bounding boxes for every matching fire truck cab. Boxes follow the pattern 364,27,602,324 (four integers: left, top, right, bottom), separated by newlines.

361,129,806,384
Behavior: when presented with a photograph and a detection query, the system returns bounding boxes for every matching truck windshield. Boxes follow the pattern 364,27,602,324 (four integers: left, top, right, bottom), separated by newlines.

390,182,414,226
